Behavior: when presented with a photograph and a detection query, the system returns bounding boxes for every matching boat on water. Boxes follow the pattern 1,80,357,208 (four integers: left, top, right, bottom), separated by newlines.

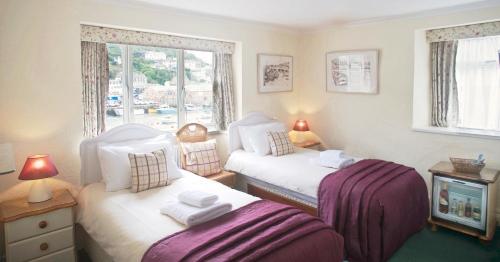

134,108,145,115
157,107,177,115
107,108,123,117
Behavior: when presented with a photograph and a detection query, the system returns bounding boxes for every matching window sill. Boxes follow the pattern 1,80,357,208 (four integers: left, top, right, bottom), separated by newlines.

412,126,500,140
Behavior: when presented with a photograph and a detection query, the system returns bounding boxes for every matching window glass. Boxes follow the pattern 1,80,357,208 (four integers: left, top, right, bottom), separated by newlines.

184,50,215,130
106,44,124,130
105,45,215,132
456,36,500,131
130,46,179,132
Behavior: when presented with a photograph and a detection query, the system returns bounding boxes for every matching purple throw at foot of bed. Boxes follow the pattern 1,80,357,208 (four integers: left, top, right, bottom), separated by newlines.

318,159,430,262
142,200,344,262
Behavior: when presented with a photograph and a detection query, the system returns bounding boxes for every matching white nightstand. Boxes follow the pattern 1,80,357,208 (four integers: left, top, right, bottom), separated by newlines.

0,189,77,262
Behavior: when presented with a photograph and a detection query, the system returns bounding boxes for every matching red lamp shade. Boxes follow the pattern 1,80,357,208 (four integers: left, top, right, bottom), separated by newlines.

18,155,58,180
293,120,310,132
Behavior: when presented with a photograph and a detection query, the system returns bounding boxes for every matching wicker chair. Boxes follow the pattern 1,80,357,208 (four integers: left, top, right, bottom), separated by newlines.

176,123,236,188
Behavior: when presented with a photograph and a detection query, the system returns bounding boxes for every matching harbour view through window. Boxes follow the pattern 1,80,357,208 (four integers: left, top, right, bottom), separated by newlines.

106,44,215,132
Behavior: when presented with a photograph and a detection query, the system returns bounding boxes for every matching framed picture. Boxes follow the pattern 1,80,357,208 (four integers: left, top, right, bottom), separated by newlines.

326,50,378,94
258,54,293,93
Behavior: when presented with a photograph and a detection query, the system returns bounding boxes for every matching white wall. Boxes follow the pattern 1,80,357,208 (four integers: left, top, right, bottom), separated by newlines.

1,0,499,221
297,6,500,220
0,0,301,201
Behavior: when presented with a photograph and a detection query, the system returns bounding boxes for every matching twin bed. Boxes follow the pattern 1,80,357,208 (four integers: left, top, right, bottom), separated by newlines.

225,112,348,213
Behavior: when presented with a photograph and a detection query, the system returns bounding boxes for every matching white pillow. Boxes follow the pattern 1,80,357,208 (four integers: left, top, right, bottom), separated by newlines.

97,135,182,192
241,122,287,156
238,126,254,152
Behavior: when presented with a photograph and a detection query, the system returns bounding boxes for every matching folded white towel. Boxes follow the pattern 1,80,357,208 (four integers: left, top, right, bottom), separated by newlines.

311,149,355,169
320,150,344,163
178,190,218,208
160,201,232,227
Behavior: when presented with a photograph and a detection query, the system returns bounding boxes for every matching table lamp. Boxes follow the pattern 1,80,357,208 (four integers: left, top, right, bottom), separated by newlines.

19,155,58,203
293,120,310,143
0,143,16,175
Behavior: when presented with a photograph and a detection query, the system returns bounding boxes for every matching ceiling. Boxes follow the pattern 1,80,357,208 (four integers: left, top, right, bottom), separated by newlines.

125,0,498,29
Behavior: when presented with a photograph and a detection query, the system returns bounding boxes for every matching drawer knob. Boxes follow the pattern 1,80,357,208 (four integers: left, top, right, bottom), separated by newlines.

38,220,48,229
40,242,49,251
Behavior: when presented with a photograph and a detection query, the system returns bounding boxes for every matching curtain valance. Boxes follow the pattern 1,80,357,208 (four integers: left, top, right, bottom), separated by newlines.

81,24,235,54
427,21,500,42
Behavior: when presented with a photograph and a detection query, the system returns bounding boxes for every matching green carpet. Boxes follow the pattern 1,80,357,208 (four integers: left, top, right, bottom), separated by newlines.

390,226,500,262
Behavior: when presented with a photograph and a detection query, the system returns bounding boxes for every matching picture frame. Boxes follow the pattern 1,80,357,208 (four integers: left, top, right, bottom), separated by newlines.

326,50,378,94
257,54,293,93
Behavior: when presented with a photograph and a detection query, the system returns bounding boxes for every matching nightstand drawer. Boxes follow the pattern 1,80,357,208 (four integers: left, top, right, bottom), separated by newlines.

31,247,75,262
7,226,74,262
5,207,73,243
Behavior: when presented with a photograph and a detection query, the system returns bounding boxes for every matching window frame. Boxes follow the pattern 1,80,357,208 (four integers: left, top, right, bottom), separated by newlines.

412,29,500,140
109,44,216,132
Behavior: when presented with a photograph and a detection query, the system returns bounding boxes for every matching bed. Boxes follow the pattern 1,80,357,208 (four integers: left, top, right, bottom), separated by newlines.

76,123,344,262
224,112,430,262
225,112,340,214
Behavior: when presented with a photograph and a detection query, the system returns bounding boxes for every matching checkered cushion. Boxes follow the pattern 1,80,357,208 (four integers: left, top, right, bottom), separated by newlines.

181,139,221,177
267,131,295,156
128,149,170,193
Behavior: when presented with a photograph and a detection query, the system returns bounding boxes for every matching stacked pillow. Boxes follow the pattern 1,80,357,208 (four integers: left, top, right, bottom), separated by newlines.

97,134,182,192
238,121,294,156
180,139,221,177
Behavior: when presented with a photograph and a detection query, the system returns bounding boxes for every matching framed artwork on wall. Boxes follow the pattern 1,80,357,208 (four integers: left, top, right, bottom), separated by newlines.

258,54,293,93
326,50,378,94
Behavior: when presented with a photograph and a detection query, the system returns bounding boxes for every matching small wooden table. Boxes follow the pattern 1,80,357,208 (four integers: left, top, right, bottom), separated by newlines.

293,141,322,150
428,161,499,242
206,170,236,188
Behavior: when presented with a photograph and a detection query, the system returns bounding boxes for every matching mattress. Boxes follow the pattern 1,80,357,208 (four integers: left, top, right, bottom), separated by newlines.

225,147,342,202
76,170,259,262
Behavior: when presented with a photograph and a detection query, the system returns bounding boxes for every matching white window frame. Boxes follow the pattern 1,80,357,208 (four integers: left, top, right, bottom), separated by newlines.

112,44,216,132
412,29,500,140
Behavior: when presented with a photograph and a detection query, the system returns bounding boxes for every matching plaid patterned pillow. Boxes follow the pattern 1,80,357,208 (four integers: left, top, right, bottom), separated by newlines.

267,131,295,156
181,139,221,177
128,149,170,193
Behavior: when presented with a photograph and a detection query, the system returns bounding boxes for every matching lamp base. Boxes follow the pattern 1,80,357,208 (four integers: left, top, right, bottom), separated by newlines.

28,179,53,203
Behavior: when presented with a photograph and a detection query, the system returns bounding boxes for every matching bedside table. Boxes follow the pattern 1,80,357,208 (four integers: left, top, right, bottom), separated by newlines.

206,171,236,188
293,141,322,151
0,189,77,262
428,162,499,242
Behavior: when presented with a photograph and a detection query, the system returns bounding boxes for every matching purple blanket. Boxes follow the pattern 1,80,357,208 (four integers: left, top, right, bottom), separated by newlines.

143,200,344,262
318,159,429,262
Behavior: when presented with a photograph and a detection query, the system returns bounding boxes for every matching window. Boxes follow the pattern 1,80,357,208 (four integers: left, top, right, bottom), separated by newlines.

455,36,500,131
412,24,500,138
106,44,215,132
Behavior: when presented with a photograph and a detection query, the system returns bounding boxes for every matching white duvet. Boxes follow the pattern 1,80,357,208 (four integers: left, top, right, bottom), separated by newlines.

225,147,342,198
77,170,259,262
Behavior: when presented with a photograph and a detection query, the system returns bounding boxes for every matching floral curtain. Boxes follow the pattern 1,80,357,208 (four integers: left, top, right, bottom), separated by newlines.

81,25,234,54
427,21,500,42
81,41,109,137
431,40,458,127
213,53,235,130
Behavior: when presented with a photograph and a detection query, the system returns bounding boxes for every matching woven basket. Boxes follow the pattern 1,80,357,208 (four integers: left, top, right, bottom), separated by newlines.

449,157,485,174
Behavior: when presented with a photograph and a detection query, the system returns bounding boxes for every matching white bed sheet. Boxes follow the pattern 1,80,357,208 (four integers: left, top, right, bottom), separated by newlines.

77,170,259,262
225,147,341,198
